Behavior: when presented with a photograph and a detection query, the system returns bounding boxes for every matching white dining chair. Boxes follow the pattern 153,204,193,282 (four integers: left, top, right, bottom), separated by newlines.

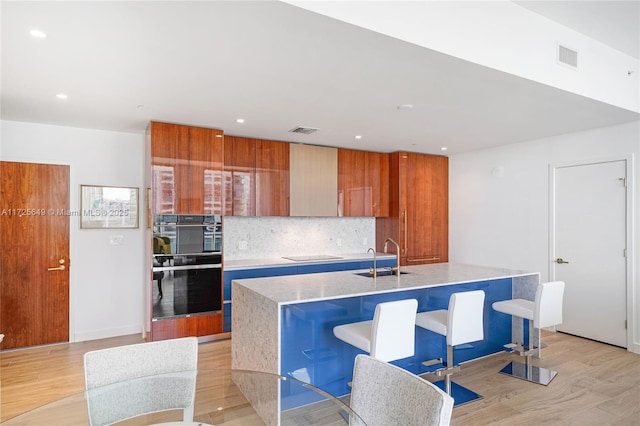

83,337,198,425
349,354,453,426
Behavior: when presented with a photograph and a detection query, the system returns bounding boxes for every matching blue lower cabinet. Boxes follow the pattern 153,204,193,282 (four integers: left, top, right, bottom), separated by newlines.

223,260,388,332
280,278,513,397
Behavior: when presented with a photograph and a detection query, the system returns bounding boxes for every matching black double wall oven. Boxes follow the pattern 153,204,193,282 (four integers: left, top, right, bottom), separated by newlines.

152,215,222,321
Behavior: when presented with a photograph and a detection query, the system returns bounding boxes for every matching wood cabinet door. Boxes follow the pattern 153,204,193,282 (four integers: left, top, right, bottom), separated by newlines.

150,122,190,214
188,126,224,215
338,149,365,216
224,136,256,216
365,151,390,217
400,153,448,264
339,149,390,217
256,139,289,216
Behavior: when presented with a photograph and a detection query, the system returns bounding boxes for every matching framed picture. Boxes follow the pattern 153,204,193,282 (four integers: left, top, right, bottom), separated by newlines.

80,185,139,229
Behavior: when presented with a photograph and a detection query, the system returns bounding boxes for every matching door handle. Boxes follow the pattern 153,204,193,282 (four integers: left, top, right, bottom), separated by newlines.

48,259,66,271
555,257,570,264
48,265,66,271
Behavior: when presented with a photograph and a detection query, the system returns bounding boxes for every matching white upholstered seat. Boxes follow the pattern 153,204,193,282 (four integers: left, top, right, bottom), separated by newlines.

492,281,565,385
349,354,453,426
83,337,198,425
415,290,485,403
333,299,418,362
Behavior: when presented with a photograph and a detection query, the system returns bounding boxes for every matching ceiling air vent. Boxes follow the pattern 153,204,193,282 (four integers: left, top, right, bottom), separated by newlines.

557,43,578,70
289,126,319,135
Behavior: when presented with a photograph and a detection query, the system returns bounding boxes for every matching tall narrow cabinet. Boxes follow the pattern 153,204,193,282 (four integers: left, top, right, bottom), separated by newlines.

147,121,225,341
376,152,448,265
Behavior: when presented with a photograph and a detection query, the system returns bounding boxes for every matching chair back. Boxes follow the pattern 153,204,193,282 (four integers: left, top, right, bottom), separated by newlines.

447,290,485,346
535,281,565,329
349,354,453,426
370,299,418,362
83,337,198,425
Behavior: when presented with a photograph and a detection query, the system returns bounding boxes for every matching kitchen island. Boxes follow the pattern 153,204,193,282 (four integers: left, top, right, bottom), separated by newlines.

232,262,539,398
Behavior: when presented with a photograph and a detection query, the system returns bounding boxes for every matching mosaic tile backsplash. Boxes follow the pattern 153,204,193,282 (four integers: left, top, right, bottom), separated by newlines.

223,216,376,260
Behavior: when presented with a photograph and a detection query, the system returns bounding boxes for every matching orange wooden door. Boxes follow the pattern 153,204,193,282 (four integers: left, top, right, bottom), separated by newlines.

0,161,70,349
189,126,224,215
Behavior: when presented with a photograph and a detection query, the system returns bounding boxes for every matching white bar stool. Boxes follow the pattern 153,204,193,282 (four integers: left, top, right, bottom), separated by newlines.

415,290,485,406
333,299,418,362
491,280,565,386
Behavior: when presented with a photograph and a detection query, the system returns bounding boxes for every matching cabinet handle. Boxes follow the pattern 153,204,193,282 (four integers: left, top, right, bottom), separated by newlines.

403,210,408,254
407,257,440,262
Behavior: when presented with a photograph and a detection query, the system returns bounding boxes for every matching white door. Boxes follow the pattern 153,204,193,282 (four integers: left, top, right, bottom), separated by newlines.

552,160,627,347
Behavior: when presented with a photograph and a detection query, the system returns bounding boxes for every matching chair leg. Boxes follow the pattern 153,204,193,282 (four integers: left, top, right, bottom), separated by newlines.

499,319,558,386
424,344,482,406
157,279,163,298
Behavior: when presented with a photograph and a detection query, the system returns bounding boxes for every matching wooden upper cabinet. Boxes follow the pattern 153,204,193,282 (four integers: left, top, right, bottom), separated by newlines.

188,126,224,215
256,139,289,216
150,122,189,214
224,136,256,216
376,152,448,265
150,121,223,215
222,136,290,216
338,149,389,217
366,151,390,217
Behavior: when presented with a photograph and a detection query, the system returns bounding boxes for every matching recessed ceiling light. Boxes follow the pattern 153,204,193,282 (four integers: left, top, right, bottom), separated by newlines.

441,147,448,151
355,135,362,140
397,104,413,110
235,118,245,124
56,93,68,100
215,134,223,138
30,29,47,38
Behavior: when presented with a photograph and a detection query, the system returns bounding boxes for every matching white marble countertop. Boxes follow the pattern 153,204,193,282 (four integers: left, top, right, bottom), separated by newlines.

224,252,395,271
232,262,537,304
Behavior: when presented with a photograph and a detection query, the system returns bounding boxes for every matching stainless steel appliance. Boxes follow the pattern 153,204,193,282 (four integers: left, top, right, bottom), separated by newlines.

152,215,222,319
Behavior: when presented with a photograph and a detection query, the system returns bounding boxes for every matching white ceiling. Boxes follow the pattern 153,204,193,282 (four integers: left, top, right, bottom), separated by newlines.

515,1,639,59
1,1,638,156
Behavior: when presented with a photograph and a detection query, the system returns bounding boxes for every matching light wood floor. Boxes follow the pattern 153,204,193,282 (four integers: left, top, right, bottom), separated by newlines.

1,331,639,425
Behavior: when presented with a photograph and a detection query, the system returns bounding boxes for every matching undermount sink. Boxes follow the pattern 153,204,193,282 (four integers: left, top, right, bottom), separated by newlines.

354,270,411,278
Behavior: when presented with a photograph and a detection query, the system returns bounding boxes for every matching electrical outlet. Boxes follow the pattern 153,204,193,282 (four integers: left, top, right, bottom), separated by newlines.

239,240,248,250
337,238,342,247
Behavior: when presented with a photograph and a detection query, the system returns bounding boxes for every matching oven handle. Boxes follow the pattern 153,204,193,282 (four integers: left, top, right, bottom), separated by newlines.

153,264,222,272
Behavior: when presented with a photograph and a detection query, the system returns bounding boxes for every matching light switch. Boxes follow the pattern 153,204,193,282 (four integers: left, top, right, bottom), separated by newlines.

109,235,124,245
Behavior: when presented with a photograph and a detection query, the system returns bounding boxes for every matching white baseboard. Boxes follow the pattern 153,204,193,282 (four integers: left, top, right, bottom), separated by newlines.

73,324,144,342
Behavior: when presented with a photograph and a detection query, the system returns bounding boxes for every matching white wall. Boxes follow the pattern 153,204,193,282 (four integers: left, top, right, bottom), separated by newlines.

0,120,145,342
287,1,639,113
449,121,640,352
